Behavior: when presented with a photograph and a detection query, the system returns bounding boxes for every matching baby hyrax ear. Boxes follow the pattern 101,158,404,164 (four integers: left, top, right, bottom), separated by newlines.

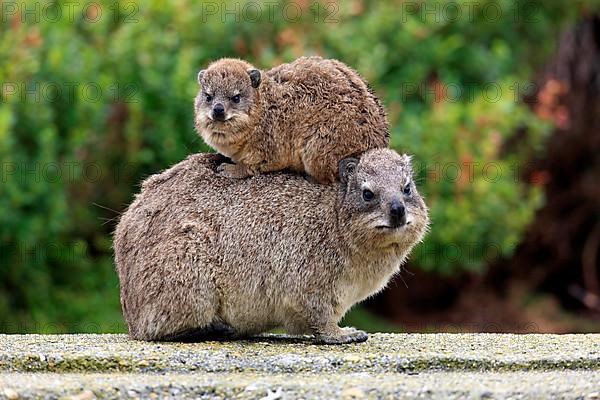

339,157,359,185
248,69,261,88
197,70,206,85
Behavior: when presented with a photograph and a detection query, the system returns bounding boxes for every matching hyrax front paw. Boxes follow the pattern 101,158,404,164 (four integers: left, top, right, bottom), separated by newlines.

315,326,368,345
217,163,252,179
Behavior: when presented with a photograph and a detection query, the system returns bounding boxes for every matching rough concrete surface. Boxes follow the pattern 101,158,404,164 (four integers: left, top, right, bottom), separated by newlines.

0,333,599,399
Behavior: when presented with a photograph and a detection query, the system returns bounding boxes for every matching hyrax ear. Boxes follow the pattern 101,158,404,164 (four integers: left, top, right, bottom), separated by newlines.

197,70,206,85
400,154,414,173
248,69,261,88
339,157,359,185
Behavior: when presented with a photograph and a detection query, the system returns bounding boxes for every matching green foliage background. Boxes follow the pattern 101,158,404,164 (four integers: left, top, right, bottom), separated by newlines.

0,0,596,332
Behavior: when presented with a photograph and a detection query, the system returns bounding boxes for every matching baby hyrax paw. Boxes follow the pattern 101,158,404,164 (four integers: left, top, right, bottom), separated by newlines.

217,162,252,179
315,326,368,345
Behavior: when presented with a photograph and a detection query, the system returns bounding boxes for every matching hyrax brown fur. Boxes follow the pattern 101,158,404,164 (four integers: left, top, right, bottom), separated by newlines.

194,56,390,184
114,149,428,344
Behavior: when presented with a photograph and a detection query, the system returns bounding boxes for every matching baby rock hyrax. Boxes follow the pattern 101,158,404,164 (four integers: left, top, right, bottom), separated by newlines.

194,56,390,183
114,148,429,344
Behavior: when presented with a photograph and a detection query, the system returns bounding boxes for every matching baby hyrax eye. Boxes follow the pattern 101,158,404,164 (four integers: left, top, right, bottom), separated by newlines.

231,94,241,103
205,93,213,102
403,183,411,196
362,189,375,201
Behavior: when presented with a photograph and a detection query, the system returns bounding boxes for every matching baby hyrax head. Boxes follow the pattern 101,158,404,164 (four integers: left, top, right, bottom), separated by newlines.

339,149,429,248
194,58,261,145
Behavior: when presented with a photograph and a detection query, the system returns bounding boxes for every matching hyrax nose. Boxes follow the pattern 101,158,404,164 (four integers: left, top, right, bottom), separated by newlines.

389,200,407,227
212,103,225,120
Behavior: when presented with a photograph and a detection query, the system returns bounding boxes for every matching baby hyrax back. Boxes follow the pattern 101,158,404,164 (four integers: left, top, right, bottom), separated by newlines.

114,148,428,344
194,56,390,184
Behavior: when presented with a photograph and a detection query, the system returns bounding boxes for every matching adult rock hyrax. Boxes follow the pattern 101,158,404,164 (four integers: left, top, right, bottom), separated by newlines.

114,148,428,344
194,56,390,184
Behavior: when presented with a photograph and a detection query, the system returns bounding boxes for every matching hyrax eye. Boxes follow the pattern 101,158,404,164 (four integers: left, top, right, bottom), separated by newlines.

403,184,411,196
231,94,241,103
362,189,375,201
205,94,213,102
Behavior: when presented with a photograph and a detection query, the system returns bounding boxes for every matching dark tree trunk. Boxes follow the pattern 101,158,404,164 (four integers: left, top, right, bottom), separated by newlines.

512,15,600,311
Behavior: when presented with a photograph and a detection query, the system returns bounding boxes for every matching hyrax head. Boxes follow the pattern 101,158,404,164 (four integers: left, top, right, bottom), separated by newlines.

195,58,261,134
339,149,428,246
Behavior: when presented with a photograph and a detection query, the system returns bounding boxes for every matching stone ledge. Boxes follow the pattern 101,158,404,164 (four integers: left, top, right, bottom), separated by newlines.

1,333,599,373
1,334,600,399
2,371,600,399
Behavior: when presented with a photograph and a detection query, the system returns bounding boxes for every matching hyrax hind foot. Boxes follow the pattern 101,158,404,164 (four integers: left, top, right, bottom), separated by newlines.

162,322,236,342
315,326,368,345
217,162,252,179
